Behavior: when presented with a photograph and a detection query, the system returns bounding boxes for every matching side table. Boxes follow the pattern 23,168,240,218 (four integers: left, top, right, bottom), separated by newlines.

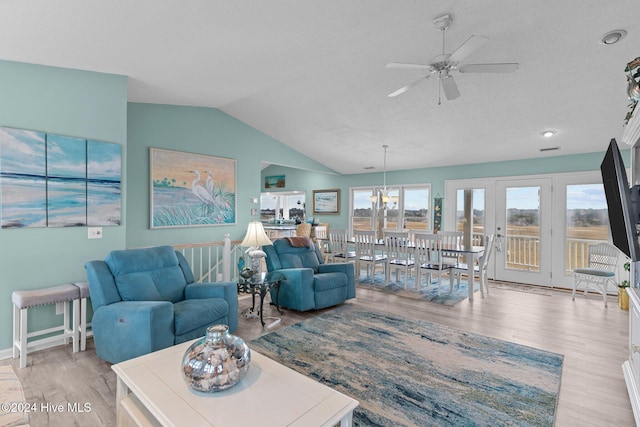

245,280,283,326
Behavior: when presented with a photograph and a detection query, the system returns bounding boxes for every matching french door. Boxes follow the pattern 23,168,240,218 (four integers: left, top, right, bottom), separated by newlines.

494,178,553,286
447,172,611,288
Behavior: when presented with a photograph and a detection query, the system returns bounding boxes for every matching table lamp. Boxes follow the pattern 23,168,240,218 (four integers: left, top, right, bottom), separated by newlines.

240,221,273,284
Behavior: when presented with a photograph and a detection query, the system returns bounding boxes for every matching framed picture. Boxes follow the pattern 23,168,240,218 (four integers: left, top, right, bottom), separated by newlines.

0,126,122,228
150,148,236,228
264,175,285,188
312,189,340,214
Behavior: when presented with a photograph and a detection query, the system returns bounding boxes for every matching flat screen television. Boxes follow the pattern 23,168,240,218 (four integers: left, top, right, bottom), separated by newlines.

600,138,640,261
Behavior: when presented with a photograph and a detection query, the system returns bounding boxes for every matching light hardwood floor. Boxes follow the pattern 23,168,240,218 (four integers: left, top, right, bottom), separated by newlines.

1,283,634,426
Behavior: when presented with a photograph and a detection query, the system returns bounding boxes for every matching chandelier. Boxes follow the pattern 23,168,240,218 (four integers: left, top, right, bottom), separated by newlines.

370,145,398,208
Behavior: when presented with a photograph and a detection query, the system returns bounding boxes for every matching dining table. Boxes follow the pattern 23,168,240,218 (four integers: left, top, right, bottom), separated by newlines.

320,237,485,302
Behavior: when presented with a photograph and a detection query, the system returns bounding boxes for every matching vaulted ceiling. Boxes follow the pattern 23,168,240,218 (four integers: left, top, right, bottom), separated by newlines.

0,1,639,174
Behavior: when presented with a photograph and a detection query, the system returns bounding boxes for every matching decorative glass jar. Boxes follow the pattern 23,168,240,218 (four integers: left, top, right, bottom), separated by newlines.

181,324,251,392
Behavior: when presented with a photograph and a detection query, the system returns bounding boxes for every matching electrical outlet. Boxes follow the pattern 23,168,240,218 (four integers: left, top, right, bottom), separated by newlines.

88,227,103,239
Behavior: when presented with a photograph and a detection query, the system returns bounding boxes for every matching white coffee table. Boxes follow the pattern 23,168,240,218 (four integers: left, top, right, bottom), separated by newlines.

112,340,359,427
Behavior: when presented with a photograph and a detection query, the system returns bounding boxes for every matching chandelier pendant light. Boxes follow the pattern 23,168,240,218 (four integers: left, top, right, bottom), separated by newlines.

370,145,397,209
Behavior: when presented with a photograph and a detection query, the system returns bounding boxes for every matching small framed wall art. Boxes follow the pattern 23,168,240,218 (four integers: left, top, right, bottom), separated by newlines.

264,175,285,189
312,189,340,214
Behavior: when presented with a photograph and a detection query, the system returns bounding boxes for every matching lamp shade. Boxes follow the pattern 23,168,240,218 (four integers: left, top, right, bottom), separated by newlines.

240,221,273,247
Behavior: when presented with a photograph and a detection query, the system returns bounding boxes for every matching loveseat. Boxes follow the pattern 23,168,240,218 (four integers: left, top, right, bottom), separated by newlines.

84,245,238,364
263,237,355,311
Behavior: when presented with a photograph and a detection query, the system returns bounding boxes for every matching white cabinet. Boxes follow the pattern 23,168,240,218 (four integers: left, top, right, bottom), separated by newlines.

623,288,640,426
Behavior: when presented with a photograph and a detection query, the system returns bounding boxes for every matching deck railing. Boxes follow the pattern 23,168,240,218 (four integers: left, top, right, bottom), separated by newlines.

474,233,607,273
172,235,244,283
171,234,611,284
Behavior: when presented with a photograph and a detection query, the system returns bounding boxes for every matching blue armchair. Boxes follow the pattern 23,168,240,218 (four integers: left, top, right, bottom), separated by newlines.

263,238,355,311
84,245,238,364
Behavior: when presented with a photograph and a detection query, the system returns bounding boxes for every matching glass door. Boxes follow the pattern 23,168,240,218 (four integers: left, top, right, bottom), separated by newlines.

495,179,552,286
552,172,612,289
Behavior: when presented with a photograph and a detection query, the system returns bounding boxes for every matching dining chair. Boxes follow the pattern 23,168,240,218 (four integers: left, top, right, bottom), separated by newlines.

328,229,355,264
572,242,620,307
452,234,495,297
383,230,414,287
313,225,327,240
354,229,387,282
439,231,463,267
413,232,455,292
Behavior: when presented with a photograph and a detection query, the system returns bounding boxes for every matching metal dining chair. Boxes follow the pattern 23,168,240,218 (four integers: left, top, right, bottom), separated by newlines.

354,229,387,282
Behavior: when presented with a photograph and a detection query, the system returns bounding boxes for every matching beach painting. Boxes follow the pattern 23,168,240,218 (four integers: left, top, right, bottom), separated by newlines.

150,148,236,228
0,128,47,228
46,133,87,227
313,189,340,214
87,139,121,226
0,126,122,228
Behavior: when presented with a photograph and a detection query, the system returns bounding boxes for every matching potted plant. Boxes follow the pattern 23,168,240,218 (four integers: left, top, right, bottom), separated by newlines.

619,262,631,310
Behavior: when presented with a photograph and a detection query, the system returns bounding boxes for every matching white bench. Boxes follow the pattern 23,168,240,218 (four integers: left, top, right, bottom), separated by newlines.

12,284,80,368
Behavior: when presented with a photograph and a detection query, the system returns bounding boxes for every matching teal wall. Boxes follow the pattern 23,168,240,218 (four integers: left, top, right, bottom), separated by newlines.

0,61,127,349
125,103,336,247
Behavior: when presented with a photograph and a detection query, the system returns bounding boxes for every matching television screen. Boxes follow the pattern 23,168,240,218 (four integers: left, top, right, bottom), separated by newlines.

600,138,640,261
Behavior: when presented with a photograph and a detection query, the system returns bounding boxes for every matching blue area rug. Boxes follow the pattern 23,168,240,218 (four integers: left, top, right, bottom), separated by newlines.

357,271,479,306
251,306,563,426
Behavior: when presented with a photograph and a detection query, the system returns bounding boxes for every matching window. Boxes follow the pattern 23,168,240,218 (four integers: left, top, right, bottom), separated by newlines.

352,189,374,231
455,188,485,244
350,184,430,236
565,183,609,273
402,186,430,232
260,191,305,221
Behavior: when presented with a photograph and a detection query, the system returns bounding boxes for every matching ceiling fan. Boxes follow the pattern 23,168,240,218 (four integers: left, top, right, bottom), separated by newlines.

386,14,518,103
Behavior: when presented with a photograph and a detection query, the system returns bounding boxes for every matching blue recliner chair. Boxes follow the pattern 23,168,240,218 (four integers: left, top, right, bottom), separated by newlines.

263,237,355,311
84,245,238,364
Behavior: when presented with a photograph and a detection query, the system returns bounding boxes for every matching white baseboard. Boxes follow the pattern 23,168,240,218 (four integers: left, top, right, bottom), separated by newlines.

0,328,93,361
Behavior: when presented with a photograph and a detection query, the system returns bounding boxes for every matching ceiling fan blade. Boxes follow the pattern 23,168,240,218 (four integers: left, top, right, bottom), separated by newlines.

386,62,431,70
441,76,460,100
387,76,429,98
448,35,489,64
459,63,519,73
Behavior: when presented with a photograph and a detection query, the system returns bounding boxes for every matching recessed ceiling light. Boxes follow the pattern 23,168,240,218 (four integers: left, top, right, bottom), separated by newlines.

600,29,627,45
541,130,557,138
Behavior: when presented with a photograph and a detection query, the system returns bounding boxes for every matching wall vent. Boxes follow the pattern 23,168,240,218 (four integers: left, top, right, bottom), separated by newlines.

540,146,560,152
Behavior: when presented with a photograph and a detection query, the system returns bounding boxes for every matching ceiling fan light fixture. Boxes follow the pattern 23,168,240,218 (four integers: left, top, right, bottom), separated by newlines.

600,29,627,45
